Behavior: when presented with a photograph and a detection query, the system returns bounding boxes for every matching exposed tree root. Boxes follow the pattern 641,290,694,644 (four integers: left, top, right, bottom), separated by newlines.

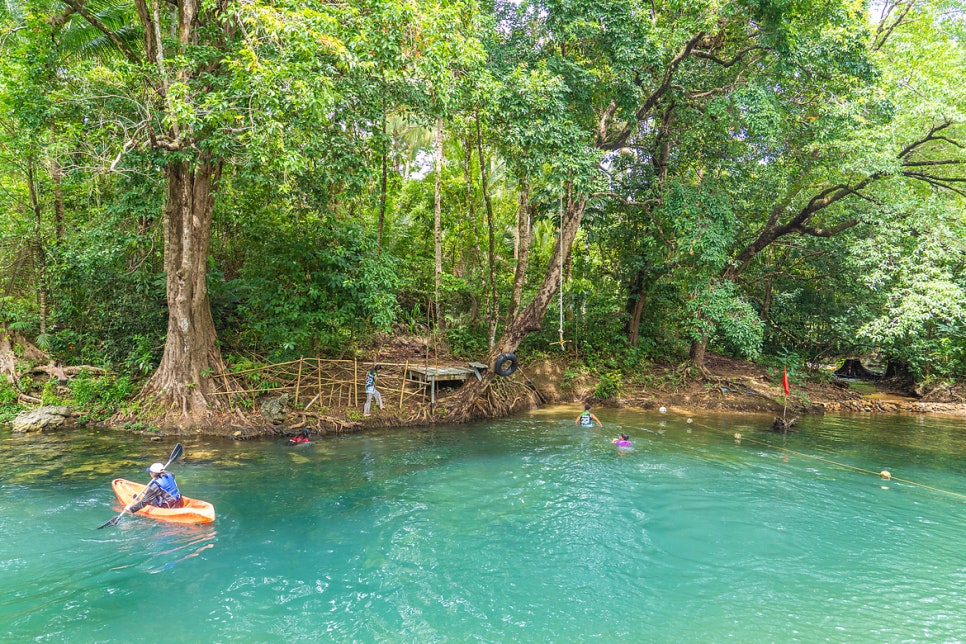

435,371,543,424
113,371,245,432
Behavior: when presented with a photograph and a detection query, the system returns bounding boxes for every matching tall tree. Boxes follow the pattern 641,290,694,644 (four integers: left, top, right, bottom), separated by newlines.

47,0,484,426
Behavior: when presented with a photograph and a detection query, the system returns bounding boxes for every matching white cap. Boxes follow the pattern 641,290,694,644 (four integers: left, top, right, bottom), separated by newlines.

149,462,165,474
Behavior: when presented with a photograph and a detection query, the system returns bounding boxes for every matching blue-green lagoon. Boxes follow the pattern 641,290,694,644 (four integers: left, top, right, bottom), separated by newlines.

2,407,964,641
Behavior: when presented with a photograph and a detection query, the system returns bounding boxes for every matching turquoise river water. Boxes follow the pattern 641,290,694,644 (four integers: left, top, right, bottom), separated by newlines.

1,407,965,642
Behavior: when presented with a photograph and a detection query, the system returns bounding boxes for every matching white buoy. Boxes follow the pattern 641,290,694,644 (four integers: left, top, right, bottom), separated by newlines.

734,432,742,440
686,418,693,424
659,406,667,414
880,470,892,480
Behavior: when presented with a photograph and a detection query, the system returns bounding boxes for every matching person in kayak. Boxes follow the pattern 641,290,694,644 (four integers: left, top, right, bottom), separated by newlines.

288,429,311,445
575,403,602,427
129,462,184,511
612,433,632,448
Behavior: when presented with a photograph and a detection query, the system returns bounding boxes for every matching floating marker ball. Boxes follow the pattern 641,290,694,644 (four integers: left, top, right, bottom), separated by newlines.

659,406,667,414
686,418,693,424
734,432,742,440
880,470,891,480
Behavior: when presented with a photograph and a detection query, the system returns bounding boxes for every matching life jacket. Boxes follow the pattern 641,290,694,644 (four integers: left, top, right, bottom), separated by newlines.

151,473,182,508
289,435,310,444
579,412,593,427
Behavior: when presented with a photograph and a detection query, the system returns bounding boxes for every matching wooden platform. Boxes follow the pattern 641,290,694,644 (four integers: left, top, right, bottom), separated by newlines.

406,362,488,402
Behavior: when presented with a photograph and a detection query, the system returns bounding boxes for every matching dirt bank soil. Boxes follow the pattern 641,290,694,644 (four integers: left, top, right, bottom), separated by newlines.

6,323,966,438
152,350,966,438
524,353,966,419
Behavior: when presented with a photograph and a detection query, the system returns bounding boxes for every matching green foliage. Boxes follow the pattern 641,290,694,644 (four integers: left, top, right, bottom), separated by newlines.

232,214,399,360
0,380,23,423
69,372,137,422
594,370,622,400
40,380,66,406
445,324,488,359
0,0,963,403
687,281,764,361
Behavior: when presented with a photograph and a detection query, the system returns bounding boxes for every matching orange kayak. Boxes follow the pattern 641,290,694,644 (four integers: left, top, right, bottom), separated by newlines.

112,478,216,525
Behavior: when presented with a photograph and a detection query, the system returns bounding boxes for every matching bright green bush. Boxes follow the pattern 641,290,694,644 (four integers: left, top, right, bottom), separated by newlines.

233,216,400,360
69,372,137,422
0,380,23,423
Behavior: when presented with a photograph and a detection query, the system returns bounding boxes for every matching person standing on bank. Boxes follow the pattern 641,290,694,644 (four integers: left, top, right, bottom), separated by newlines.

364,365,383,416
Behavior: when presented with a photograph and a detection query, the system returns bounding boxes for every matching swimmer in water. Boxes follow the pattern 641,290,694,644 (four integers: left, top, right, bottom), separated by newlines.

612,433,632,448
288,429,311,445
575,403,603,427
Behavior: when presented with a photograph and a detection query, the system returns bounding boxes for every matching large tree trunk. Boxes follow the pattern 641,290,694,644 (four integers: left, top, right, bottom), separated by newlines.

433,117,444,331
625,266,654,348
443,189,588,422
476,115,499,350
50,157,65,241
378,107,388,248
689,335,708,369
627,289,647,348
463,134,481,325
506,180,530,321
134,158,228,426
26,159,48,336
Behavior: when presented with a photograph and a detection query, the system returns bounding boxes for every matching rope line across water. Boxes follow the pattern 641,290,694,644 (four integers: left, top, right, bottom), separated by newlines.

686,418,966,503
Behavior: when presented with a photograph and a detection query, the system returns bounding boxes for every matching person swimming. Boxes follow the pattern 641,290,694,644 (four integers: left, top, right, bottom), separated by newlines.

575,404,603,427
288,429,311,445
612,433,632,448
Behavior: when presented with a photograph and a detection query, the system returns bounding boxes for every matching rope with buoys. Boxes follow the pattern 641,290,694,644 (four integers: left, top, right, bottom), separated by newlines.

682,416,966,502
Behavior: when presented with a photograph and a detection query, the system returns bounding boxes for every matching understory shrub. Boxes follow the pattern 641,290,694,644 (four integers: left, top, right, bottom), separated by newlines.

69,372,138,421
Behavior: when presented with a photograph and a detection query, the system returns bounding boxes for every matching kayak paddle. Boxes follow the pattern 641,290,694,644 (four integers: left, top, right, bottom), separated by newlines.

98,442,184,529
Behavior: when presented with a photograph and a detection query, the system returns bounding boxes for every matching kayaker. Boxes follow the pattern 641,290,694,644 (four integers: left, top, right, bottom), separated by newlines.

288,429,311,445
575,403,602,427
129,462,184,511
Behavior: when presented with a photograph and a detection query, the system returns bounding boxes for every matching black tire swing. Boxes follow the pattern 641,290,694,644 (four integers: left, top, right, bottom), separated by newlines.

494,353,518,377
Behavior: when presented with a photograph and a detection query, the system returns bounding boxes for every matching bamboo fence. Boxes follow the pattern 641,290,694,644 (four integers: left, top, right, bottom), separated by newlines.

211,358,425,412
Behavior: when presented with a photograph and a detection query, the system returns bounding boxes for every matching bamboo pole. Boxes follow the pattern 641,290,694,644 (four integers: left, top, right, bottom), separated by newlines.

305,393,320,410
294,358,303,406
353,359,358,407
399,360,408,410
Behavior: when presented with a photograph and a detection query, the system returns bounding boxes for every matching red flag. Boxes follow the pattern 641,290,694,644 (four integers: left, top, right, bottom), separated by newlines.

782,366,790,396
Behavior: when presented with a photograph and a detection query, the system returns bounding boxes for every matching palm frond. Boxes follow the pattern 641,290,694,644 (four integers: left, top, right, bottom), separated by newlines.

56,0,144,63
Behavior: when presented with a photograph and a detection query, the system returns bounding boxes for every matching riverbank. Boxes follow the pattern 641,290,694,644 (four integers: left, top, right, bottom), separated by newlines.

523,353,966,420
5,346,965,439
216,352,963,440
